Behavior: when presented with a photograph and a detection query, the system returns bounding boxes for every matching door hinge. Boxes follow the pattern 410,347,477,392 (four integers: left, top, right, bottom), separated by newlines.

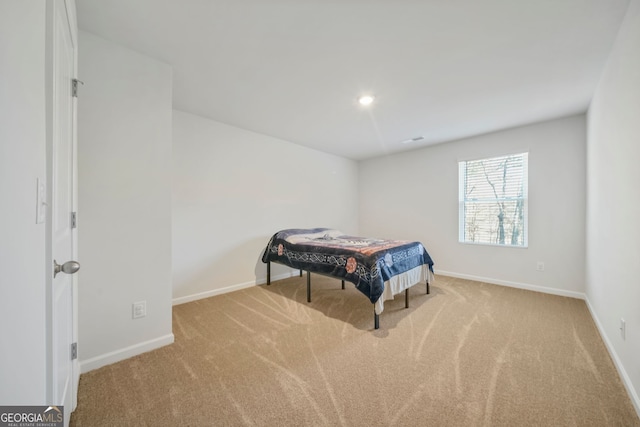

72,79,84,97
71,211,77,229
71,342,77,360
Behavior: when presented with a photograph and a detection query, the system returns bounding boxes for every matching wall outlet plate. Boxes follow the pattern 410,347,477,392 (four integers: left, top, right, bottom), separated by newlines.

132,301,146,319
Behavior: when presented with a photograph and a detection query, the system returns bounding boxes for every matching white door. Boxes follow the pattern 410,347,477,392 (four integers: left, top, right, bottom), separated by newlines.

50,1,78,425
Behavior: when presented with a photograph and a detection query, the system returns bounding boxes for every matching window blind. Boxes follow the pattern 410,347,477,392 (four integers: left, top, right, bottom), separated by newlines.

458,152,528,247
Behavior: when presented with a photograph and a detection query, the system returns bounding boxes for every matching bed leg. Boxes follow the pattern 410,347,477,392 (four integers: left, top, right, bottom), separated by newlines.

307,271,311,303
341,280,345,290
405,288,409,308
426,281,430,295
374,310,379,329
299,269,303,277
267,261,271,286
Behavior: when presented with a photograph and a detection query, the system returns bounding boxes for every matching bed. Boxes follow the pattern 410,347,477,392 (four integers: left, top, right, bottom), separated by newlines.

261,228,434,329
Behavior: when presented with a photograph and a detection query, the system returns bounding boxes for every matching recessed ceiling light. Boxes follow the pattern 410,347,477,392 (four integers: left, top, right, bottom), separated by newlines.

358,95,375,106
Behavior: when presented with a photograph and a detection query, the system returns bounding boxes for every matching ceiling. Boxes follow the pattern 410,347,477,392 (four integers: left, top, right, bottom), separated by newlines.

76,0,630,160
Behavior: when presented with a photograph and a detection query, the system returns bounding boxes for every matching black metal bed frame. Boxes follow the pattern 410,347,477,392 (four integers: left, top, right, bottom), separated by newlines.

266,260,430,329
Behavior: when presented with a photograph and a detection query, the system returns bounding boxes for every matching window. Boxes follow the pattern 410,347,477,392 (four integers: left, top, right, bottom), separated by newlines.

459,152,528,247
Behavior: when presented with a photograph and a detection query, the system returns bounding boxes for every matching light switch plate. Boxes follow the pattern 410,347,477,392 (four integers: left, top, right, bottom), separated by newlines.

36,178,46,224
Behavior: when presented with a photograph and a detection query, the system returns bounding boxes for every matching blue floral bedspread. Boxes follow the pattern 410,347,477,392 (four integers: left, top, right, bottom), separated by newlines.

262,228,434,304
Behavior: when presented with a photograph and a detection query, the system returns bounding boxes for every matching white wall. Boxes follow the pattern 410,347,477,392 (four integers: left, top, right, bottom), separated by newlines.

77,31,173,372
172,110,359,303
0,1,48,404
587,0,640,414
359,115,586,297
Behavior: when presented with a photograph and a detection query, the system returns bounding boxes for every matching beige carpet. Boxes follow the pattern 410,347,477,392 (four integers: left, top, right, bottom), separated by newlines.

71,275,639,426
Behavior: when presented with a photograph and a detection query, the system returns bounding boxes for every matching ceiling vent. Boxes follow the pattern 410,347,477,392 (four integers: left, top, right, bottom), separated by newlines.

401,136,425,144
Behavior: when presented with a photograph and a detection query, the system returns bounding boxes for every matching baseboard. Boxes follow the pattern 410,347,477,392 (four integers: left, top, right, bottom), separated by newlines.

584,297,640,419
257,270,302,285
172,270,300,306
79,333,174,374
436,270,586,300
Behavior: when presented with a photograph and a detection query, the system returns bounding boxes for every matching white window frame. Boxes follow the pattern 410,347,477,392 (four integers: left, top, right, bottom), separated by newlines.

458,152,528,248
